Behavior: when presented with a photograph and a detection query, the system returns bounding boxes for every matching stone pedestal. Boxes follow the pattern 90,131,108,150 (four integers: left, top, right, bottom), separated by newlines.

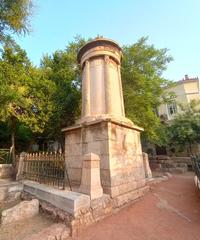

79,153,103,199
63,118,146,198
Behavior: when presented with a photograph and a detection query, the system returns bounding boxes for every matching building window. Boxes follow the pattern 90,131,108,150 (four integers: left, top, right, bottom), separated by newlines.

167,102,177,115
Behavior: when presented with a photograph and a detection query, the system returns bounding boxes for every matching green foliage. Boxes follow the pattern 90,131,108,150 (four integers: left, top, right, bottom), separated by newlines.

167,100,200,153
0,42,55,141
0,0,33,42
40,36,86,139
121,37,173,144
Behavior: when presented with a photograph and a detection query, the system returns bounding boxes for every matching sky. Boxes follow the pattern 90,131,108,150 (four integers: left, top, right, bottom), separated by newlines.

15,0,200,81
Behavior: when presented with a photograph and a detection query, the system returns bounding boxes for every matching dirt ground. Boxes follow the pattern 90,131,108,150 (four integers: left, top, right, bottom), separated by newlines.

71,173,200,240
0,214,54,240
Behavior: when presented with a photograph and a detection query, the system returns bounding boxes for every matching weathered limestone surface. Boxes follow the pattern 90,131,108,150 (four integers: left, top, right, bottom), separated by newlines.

0,181,23,204
194,175,200,190
79,153,103,199
24,223,70,240
0,187,7,201
64,120,146,199
143,152,152,179
77,38,125,120
1,199,39,225
16,152,26,180
0,164,12,179
149,155,190,173
23,180,90,216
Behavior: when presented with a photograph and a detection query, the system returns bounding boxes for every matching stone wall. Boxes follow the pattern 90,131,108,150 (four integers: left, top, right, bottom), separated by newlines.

149,155,192,173
0,164,13,179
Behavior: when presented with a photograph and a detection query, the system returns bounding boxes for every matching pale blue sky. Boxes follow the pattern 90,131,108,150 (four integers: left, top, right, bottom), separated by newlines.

15,0,200,81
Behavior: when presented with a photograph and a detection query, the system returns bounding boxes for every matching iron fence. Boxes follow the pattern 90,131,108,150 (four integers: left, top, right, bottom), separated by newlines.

191,155,200,180
0,148,12,164
23,152,66,189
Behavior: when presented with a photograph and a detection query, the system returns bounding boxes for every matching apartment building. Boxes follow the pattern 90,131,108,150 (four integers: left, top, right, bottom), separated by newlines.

158,75,200,121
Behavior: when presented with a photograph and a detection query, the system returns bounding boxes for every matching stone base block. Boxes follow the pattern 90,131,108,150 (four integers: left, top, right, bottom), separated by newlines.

113,186,150,208
64,118,146,198
23,180,90,217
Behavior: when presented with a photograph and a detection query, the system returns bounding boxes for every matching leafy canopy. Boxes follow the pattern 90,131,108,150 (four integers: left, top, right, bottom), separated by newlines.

0,42,55,133
167,100,200,152
121,37,173,144
0,0,32,42
40,36,86,139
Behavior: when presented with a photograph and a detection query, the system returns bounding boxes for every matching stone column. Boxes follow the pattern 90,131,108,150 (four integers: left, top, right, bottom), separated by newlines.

117,65,125,116
104,56,112,114
82,60,90,118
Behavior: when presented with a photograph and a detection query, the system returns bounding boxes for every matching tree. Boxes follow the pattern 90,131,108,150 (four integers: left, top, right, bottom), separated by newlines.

121,37,173,144
0,42,55,160
167,100,200,154
0,0,33,43
40,36,86,141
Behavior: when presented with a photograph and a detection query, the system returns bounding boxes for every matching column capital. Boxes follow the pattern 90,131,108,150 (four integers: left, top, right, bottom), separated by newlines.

104,55,110,62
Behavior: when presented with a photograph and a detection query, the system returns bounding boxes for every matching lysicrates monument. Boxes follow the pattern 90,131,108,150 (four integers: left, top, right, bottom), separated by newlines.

62,37,147,202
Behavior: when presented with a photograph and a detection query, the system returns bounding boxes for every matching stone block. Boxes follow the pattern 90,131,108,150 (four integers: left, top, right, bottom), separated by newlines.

79,153,103,200
103,180,146,198
65,130,81,144
113,186,149,208
65,143,82,156
82,141,101,155
1,199,39,225
0,187,8,201
100,169,111,187
0,164,12,179
24,223,70,240
23,180,90,217
99,154,110,169
65,155,82,168
66,168,82,184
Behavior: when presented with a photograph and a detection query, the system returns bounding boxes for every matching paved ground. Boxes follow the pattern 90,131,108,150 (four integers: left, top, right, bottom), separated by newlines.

71,173,200,240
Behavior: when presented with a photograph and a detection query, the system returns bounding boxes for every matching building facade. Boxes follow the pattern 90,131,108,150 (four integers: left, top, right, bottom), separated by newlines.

158,75,200,121
143,75,200,157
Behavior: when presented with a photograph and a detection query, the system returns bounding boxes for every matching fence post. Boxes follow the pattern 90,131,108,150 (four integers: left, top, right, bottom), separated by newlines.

16,152,26,181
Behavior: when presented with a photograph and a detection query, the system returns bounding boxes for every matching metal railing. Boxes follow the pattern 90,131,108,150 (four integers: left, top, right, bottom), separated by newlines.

23,152,66,189
0,148,12,164
191,155,200,180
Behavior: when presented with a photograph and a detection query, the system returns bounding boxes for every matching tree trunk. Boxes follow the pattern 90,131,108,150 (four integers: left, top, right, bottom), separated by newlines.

188,142,193,156
11,116,16,164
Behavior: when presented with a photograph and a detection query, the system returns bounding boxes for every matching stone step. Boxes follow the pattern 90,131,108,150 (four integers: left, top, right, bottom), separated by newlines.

24,223,70,240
